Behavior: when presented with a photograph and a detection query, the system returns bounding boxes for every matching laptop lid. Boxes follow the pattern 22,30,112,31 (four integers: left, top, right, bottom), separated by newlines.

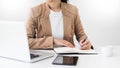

0,21,31,62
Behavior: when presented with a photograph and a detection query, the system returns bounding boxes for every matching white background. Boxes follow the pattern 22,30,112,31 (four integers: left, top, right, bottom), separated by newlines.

0,0,120,46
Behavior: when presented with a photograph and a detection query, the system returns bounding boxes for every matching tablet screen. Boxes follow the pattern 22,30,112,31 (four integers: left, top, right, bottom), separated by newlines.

52,55,78,66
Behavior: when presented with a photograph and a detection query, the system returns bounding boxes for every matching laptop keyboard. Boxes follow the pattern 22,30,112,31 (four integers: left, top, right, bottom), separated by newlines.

30,54,40,59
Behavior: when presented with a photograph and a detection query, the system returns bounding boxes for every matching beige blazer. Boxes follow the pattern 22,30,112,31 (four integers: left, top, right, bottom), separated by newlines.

26,2,86,49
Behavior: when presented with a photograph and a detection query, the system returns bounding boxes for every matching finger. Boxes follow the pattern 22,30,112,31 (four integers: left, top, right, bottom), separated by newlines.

68,44,75,48
62,40,74,47
80,45,88,50
80,40,89,46
80,43,91,50
65,43,75,48
64,42,75,48
80,39,85,45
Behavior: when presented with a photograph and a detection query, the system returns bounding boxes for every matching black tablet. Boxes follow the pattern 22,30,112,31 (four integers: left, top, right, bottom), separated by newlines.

52,55,78,66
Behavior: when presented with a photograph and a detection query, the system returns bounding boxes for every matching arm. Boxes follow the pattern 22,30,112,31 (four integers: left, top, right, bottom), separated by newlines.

74,8,87,42
74,8,92,50
26,9,53,50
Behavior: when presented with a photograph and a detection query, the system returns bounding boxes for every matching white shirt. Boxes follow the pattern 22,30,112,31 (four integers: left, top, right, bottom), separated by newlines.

49,10,64,39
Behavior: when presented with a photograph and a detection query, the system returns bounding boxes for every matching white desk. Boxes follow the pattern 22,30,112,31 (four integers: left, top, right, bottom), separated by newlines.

0,46,120,68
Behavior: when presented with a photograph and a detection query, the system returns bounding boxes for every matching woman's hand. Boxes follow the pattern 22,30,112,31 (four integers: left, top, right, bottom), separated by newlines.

54,38,75,48
79,39,92,50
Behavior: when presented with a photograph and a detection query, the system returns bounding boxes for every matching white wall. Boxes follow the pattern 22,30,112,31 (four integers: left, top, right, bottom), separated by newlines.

0,0,45,21
0,0,120,46
69,0,120,46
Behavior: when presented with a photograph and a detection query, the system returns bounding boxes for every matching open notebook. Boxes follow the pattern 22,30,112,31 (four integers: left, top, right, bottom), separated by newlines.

54,47,98,54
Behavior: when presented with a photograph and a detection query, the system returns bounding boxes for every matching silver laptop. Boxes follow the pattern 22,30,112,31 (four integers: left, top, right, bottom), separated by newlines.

0,21,54,63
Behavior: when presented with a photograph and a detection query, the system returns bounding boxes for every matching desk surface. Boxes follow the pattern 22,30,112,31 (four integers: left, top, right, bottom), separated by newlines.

0,46,120,68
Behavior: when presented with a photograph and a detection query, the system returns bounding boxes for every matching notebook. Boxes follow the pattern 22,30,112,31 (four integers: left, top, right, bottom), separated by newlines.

54,47,98,55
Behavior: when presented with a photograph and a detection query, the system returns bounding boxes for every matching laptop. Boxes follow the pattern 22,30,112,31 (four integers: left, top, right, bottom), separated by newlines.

0,21,54,63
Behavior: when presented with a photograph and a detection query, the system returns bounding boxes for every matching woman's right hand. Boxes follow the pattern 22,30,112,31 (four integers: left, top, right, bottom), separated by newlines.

53,38,75,48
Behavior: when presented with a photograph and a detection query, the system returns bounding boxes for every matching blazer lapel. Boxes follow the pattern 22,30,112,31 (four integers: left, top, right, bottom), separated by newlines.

61,3,73,40
63,15,72,39
42,3,52,36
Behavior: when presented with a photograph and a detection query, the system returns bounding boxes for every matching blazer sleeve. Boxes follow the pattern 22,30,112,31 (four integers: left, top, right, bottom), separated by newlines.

74,8,87,42
26,9,53,50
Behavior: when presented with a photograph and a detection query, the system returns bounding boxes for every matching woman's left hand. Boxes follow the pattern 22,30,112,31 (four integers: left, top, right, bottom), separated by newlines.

79,39,92,50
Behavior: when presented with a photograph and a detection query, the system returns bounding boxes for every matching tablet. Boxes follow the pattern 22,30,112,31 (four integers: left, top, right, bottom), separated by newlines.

52,55,78,66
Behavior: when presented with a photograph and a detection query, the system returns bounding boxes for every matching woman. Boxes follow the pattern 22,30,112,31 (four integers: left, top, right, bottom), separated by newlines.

26,0,92,50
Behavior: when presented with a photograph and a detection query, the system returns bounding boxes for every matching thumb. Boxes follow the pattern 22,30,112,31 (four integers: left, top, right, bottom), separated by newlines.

80,39,85,46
